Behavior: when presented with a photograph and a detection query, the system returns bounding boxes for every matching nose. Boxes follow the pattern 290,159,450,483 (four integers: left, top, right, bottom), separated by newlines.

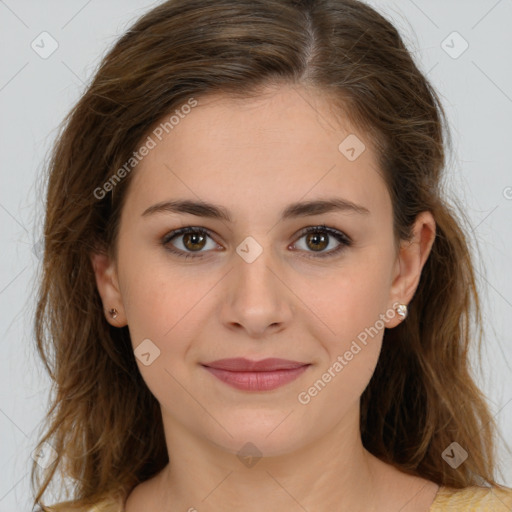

220,246,293,338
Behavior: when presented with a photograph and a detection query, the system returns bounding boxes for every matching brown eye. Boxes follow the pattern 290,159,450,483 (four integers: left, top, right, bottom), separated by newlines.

182,231,207,251
304,231,329,252
293,225,352,259
162,224,352,261
162,227,218,259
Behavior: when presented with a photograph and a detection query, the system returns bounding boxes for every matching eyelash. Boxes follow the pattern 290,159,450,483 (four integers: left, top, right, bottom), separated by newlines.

161,224,352,260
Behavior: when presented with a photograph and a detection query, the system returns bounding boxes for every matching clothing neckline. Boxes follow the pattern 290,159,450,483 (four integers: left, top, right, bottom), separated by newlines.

429,484,443,507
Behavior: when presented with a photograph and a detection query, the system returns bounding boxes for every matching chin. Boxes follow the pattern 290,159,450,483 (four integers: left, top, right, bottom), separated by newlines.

208,421,307,460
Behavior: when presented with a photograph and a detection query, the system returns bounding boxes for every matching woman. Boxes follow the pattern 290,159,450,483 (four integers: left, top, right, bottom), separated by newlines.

32,0,512,510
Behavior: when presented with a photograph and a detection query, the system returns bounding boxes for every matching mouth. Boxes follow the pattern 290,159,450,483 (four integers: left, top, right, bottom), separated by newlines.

201,358,311,391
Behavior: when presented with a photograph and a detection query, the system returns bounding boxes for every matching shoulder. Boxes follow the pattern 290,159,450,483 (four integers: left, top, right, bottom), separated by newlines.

38,495,124,512
430,484,512,511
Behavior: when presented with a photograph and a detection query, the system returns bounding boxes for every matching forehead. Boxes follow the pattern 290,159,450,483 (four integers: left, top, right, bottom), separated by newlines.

124,85,391,224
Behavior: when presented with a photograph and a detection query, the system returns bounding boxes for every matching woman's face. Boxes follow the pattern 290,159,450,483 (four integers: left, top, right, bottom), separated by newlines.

93,84,432,457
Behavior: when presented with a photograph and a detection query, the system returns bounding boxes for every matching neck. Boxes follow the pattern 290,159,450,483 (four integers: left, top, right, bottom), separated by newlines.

154,404,382,512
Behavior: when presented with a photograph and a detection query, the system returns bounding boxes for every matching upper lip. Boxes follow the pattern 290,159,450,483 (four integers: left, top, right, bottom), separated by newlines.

202,358,309,372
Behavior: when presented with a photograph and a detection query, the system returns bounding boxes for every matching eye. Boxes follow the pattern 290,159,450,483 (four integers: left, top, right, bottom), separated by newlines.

161,224,352,260
162,227,220,259
291,224,352,259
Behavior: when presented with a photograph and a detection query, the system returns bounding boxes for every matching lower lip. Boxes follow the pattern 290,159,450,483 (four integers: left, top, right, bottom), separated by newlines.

203,365,310,391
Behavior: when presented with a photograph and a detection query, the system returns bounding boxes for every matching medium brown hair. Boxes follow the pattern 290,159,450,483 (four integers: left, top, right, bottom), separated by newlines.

32,0,509,509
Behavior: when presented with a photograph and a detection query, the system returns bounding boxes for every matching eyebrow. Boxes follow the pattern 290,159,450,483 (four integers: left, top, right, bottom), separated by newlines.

142,197,370,221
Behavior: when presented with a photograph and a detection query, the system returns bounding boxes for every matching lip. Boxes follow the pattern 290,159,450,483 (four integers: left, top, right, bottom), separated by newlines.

202,357,308,371
201,358,310,391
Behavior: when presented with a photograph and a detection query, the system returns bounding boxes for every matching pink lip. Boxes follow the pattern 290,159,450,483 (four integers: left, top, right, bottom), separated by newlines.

201,358,310,391
203,357,307,371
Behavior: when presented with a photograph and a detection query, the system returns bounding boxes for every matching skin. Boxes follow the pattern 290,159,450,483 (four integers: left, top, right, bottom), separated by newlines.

91,84,438,511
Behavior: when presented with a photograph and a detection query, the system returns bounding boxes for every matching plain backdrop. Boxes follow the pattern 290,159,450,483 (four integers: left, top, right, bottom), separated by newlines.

0,0,511,510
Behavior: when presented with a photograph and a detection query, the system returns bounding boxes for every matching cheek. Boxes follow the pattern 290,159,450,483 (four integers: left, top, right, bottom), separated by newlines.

119,263,211,402
122,267,206,347
116,237,174,344
294,274,388,432
118,241,224,373
299,248,393,397
310,249,393,341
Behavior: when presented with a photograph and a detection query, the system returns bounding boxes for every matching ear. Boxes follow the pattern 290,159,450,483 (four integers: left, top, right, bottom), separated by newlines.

90,251,127,327
386,211,436,328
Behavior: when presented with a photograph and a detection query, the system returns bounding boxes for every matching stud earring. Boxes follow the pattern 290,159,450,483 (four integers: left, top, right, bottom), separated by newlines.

396,303,408,320
108,308,119,319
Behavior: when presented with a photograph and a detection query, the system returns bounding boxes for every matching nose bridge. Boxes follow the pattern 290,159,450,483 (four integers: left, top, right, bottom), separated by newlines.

222,237,292,335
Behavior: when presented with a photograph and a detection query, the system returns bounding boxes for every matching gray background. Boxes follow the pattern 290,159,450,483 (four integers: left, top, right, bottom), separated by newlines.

0,0,511,509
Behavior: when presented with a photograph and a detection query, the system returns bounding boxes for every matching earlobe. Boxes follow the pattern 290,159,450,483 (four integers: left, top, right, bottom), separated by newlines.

90,251,127,326
386,211,436,328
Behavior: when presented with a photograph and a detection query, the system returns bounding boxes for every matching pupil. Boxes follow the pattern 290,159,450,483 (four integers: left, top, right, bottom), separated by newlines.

308,232,327,251
185,233,205,250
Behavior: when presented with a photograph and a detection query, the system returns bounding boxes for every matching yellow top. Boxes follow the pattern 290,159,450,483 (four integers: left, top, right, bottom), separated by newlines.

43,484,512,511
430,485,512,511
